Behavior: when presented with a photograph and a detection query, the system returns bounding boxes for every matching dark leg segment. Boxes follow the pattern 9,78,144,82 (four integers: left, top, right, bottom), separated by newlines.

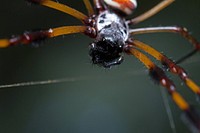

0,26,87,47
0,30,51,47
124,46,200,132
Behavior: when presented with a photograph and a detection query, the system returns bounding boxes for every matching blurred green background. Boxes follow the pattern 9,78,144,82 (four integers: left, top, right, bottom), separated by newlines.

0,0,200,133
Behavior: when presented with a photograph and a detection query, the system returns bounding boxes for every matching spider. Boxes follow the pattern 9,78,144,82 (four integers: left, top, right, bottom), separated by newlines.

0,0,200,132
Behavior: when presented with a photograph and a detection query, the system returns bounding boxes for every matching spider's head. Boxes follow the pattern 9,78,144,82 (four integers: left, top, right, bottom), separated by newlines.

89,36,124,68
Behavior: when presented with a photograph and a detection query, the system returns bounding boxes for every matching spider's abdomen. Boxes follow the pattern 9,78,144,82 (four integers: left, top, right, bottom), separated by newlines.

89,11,128,68
104,0,137,15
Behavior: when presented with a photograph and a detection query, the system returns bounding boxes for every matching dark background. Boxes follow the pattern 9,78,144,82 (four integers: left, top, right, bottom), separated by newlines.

0,0,200,133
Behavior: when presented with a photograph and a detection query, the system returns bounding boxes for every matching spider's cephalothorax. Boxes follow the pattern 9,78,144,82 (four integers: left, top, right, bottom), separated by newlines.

89,10,129,68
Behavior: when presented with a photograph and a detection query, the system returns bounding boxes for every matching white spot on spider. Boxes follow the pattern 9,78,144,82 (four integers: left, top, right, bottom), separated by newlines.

183,27,188,32
182,72,187,78
91,43,95,48
24,34,30,41
48,28,53,33
161,78,166,85
170,85,175,91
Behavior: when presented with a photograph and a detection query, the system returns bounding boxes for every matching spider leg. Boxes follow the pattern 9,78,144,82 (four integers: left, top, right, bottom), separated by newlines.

130,26,200,50
127,0,175,25
0,26,87,47
93,0,107,13
128,39,200,97
124,46,200,132
27,0,88,22
83,0,94,16
129,26,200,63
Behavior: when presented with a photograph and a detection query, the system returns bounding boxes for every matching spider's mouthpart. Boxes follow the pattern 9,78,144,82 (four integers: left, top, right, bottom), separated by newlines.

89,39,123,68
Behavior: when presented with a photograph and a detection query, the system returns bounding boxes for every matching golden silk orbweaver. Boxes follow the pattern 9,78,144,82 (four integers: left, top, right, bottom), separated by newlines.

0,0,200,132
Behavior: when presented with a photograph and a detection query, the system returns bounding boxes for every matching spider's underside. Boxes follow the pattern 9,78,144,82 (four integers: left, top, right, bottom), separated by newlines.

89,10,129,68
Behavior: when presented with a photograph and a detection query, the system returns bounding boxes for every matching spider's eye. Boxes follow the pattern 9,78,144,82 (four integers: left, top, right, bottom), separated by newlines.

104,0,137,15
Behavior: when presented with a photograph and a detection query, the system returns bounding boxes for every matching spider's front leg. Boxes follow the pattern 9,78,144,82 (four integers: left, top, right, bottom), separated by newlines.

124,46,200,132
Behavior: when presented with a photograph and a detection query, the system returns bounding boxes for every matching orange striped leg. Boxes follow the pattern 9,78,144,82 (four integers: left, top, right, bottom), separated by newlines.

83,0,94,16
124,46,200,131
0,26,87,48
128,39,200,96
27,0,88,22
127,0,175,25
130,26,200,64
